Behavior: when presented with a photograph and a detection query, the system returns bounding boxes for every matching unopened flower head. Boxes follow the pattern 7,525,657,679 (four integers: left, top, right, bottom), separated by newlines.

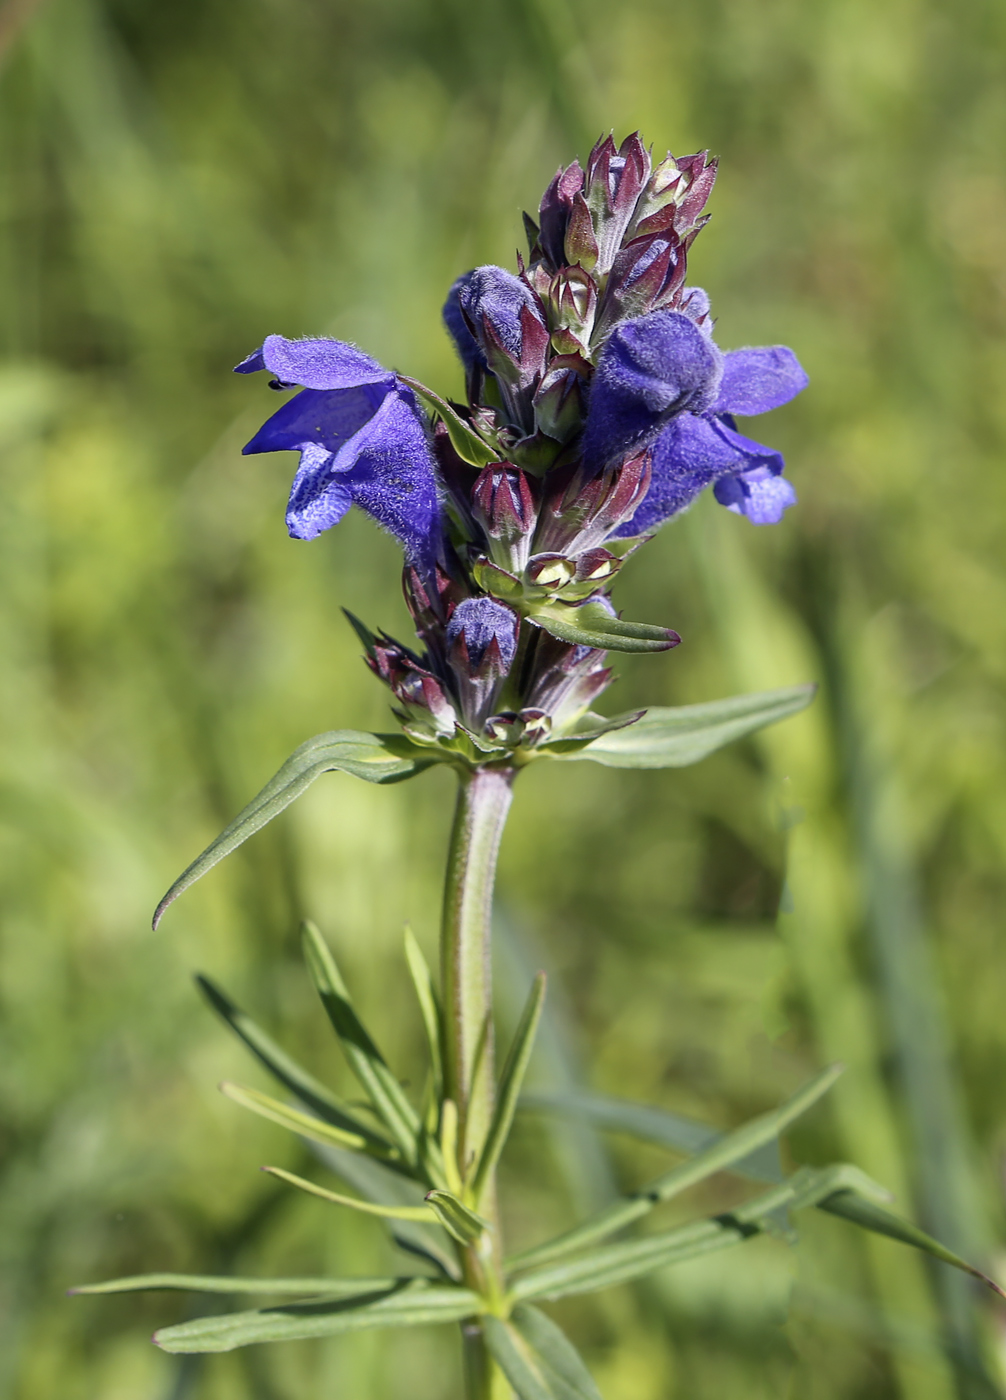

236,133,808,759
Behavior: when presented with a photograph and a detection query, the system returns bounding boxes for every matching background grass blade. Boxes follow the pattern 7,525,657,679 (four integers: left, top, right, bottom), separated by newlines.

153,1281,482,1353
519,1088,783,1183
549,686,817,767
153,732,437,926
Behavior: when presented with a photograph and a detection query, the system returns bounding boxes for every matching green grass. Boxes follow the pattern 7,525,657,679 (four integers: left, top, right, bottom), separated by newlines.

1,0,1005,1395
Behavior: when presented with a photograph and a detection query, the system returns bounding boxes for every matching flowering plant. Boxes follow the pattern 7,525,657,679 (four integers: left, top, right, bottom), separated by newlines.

76,135,1002,1399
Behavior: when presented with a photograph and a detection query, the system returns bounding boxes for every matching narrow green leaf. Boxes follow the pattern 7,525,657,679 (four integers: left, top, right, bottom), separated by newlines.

818,1190,1006,1300
471,973,546,1204
195,975,392,1150
220,1081,397,1159
154,732,437,927
154,1280,482,1353
302,922,421,1162
70,1273,399,1297
508,1064,842,1272
484,1309,602,1400
424,1190,490,1244
508,1164,895,1302
263,1165,436,1221
519,1087,782,1182
399,375,499,467
486,1305,603,1400
404,925,443,1095
530,600,680,654
439,1099,464,1196
548,685,817,767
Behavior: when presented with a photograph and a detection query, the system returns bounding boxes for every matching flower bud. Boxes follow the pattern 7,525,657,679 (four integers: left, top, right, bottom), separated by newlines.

534,451,652,556
446,596,521,730
536,160,585,270
471,464,538,572
584,133,652,275
532,357,587,443
546,266,597,355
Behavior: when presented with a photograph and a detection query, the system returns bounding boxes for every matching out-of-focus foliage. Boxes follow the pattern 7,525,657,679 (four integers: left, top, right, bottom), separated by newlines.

1,0,1005,1396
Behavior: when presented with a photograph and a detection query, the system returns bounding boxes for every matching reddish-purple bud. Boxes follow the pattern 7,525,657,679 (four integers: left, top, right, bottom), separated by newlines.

584,132,652,275
533,356,587,443
563,193,599,272
538,160,585,270
534,451,652,556
471,464,538,572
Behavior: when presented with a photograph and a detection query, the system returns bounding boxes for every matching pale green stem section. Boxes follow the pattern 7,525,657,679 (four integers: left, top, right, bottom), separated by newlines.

441,766,515,1400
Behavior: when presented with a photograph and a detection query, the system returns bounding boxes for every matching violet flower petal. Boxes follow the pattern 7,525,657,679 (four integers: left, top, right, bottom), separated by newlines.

582,309,722,472
235,335,394,391
714,346,808,416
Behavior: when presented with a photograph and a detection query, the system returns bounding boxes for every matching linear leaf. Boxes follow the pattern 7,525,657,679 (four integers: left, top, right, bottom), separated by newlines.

818,1190,1006,1299
404,926,443,1096
548,685,817,767
263,1166,436,1221
71,1273,399,1296
520,1087,782,1183
508,1064,841,1272
154,731,437,927
471,973,546,1204
484,1309,601,1400
530,601,680,654
220,1081,398,1159
302,922,421,1162
425,1190,490,1244
154,1280,481,1353
488,1305,603,1400
195,976,393,1150
315,1144,460,1279
508,1164,854,1302
399,376,499,467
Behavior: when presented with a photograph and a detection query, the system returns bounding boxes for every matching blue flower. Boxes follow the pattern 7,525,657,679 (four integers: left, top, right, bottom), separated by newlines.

236,335,442,563
582,309,808,530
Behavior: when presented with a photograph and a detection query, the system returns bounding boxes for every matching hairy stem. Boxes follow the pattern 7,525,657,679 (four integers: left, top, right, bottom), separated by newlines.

441,765,514,1399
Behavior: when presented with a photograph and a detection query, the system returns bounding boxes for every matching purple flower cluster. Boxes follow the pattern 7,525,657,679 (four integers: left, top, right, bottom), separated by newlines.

237,134,807,757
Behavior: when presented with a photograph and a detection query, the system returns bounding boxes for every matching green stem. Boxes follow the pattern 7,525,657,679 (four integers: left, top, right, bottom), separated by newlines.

441,764,514,1399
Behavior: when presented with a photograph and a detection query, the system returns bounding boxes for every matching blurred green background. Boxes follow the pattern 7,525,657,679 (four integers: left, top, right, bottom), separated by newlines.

2,0,1006,1395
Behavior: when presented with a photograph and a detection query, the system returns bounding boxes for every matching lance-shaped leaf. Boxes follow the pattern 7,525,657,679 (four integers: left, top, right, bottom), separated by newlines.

546,685,817,766
425,1190,490,1245
404,926,443,1097
154,1279,482,1353
519,1087,782,1182
220,1081,399,1160
529,600,680,654
71,1273,400,1297
196,975,393,1151
471,973,546,1205
302,922,422,1163
399,375,499,467
818,1190,1006,1299
508,1163,884,1302
483,1305,602,1400
507,1064,842,1272
315,1143,460,1279
263,1165,437,1221
154,731,439,927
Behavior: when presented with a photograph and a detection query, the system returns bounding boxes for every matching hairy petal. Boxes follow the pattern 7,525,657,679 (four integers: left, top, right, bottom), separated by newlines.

242,383,387,461
715,346,808,416
714,467,797,524
582,310,722,471
613,414,739,535
458,265,545,361
442,273,487,372
236,335,395,391
285,444,353,540
447,596,519,672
